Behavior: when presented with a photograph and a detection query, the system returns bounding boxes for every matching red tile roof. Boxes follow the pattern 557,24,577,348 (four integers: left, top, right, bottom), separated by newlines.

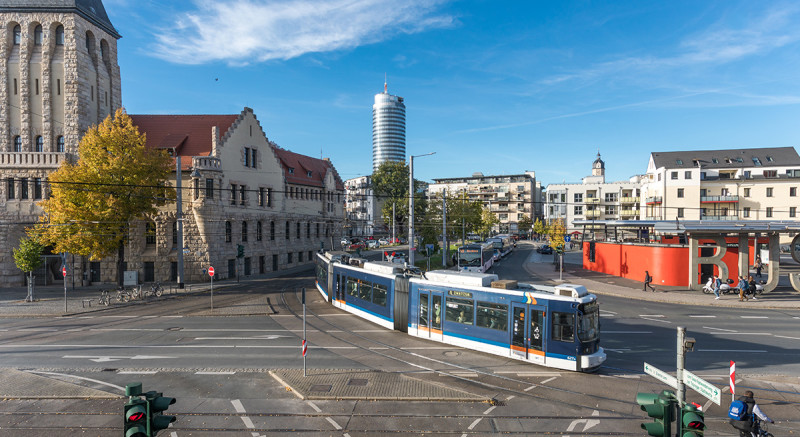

274,147,344,191
130,114,239,170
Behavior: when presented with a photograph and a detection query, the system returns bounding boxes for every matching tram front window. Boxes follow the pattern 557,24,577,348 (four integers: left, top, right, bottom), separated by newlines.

459,250,480,267
578,302,599,342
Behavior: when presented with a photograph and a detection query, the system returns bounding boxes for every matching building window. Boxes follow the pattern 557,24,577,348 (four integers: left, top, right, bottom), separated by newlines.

35,78,39,95
677,208,684,218
13,25,21,45
306,222,311,238
259,256,266,274
764,170,777,178
684,171,691,179
13,136,21,152
172,221,178,245
677,188,684,198
604,193,617,202
145,222,156,245
574,205,583,215
57,79,61,95
55,25,64,45
791,207,797,218
241,221,248,242
791,187,797,197
743,207,750,218
193,178,199,200
244,147,250,167
33,178,42,199
288,167,294,175
7,178,14,200
257,221,263,241
316,223,320,237
251,149,257,169
230,184,237,205
267,188,273,207
286,221,290,240
766,207,773,218
13,78,17,95
35,136,43,152
671,171,678,180
259,187,265,206
296,222,301,239
298,251,303,262
288,252,293,264
56,136,64,152
766,187,773,197
205,178,214,198
240,185,246,205
34,25,43,45
743,188,750,197
270,221,275,240
20,177,28,199
225,221,232,242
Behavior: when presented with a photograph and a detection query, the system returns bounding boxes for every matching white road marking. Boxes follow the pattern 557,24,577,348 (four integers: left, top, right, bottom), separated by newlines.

29,371,125,392
63,355,175,363
603,331,652,334
524,385,536,392
689,315,716,318
171,432,178,437
711,333,771,336
326,417,342,430
540,376,557,384
117,371,158,375
194,336,285,340
506,395,515,401
483,406,496,415
641,317,672,324
604,348,631,353
467,418,482,429
740,316,768,319
196,371,235,375
697,349,767,353
601,374,640,379
231,400,256,429
1,344,358,350
18,328,59,331
307,401,322,413
774,335,800,340
495,371,561,376
450,372,478,378
600,310,617,315
703,326,736,332
640,314,665,317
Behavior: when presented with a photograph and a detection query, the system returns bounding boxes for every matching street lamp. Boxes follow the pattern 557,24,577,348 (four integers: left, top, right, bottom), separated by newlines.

409,152,435,266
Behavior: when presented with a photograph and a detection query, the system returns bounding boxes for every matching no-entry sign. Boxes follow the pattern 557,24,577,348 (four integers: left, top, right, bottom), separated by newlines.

61,266,67,276
208,266,215,277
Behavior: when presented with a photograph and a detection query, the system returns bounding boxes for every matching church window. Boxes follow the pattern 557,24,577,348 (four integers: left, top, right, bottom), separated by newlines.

55,26,64,45
56,136,64,153
13,25,21,45
34,25,42,45
13,136,21,152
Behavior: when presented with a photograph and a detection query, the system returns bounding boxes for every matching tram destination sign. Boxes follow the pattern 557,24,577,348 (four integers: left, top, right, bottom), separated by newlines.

644,362,678,389
683,369,722,405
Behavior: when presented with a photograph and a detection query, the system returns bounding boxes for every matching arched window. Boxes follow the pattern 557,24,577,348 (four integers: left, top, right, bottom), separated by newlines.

55,25,64,45
56,136,64,152
35,136,43,152
225,221,232,242
241,221,248,242
34,25,42,45
13,25,21,45
13,136,22,152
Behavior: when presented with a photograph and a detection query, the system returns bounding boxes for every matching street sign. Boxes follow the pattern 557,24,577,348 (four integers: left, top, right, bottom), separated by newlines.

564,235,571,243
683,369,722,405
730,361,735,397
644,362,678,389
61,266,67,276
208,266,215,277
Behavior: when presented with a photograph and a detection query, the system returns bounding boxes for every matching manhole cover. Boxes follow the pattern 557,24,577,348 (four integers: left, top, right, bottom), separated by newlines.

310,384,332,392
347,379,368,386
443,351,461,357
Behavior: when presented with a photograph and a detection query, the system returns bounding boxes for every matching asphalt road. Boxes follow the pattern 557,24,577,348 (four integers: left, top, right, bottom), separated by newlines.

1,250,799,436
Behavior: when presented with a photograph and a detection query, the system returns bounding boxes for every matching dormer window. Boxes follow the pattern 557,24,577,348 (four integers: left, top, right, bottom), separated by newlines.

712,158,719,164
288,167,294,175
307,171,312,177
676,159,683,165
752,157,762,166
766,156,774,162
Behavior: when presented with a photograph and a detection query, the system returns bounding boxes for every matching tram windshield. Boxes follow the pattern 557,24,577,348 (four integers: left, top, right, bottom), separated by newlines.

577,301,599,342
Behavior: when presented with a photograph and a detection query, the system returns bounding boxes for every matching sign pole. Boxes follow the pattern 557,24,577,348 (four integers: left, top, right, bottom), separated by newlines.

730,361,735,402
302,287,307,377
208,266,215,311
677,326,686,408
63,264,67,313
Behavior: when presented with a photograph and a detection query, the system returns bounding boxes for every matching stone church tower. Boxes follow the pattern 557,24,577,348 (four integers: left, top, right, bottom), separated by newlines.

1,0,121,286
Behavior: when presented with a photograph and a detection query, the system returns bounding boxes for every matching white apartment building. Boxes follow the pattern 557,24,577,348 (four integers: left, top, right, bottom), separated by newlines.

344,175,375,237
641,147,800,221
545,153,644,233
428,171,541,234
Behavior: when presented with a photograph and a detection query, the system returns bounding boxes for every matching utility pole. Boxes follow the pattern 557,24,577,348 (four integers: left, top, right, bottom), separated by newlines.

392,202,395,244
176,155,185,288
677,326,686,407
409,152,435,266
442,194,447,268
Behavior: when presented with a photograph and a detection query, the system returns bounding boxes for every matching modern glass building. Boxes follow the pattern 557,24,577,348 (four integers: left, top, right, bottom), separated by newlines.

372,84,406,172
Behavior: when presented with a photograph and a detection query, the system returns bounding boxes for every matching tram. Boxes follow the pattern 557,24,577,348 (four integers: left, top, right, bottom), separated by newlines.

315,252,605,372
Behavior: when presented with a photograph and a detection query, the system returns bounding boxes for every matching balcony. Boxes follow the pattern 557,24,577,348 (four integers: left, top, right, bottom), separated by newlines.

0,152,66,169
646,196,662,205
701,214,738,221
700,195,739,203
585,210,601,218
585,198,601,204
192,156,222,172
620,196,640,204
619,209,639,217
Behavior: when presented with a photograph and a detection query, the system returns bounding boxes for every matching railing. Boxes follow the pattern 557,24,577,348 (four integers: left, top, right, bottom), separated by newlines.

701,215,738,221
700,195,739,203
619,209,639,217
192,156,221,171
585,198,601,204
0,152,66,169
646,196,663,204
585,210,601,218
619,196,639,204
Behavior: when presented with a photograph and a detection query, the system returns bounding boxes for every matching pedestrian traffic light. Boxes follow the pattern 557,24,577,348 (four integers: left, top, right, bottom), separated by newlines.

124,383,148,437
680,404,705,436
637,391,673,437
237,244,244,258
145,390,176,436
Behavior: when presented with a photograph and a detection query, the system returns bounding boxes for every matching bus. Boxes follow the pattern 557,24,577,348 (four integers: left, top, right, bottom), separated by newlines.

486,235,514,260
457,242,494,273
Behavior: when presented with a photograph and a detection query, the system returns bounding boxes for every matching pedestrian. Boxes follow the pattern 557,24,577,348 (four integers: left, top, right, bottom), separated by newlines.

713,275,722,300
754,256,763,278
729,390,773,437
643,271,656,292
737,275,749,301
747,275,758,300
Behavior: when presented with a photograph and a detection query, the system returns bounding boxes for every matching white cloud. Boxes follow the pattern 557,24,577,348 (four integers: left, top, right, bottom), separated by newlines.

151,0,454,65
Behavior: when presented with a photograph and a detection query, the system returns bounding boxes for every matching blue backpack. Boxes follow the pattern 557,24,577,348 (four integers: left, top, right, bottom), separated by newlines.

728,400,748,420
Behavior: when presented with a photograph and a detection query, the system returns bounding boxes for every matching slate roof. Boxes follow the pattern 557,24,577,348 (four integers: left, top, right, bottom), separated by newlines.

274,147,345,191
651,147,800,170
130,114,239,170
1,0,120,38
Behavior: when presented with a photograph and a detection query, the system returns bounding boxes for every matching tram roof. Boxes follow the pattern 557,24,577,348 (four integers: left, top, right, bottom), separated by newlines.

572,219,800,234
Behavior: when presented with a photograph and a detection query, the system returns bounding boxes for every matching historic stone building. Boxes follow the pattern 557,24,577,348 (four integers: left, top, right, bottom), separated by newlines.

0,1,345,287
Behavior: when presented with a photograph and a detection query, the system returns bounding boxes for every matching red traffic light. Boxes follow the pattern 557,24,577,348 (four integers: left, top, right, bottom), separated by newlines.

127,411,145,422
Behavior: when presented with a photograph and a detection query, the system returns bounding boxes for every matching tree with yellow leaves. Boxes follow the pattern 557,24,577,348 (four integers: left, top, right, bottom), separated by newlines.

548,218,567,252
31,109,174,286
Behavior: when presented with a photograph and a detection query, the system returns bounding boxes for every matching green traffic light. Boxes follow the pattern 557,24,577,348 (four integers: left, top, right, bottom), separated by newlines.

145,391,177,435
680,404,705,436
636,392,673,437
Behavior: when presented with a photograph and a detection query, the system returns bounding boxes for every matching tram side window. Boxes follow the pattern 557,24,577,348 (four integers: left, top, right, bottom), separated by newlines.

359,280,372,301
446,298,474,325
347,279,358,298
551,312,575,342
476,302,507,331
372,283,387,307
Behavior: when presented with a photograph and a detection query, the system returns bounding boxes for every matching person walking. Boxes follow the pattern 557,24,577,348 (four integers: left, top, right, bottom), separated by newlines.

747,275,758,300
754,256,763,278
730,390,773,437
737,275,749,301
713,275,722,300
643,271,656,292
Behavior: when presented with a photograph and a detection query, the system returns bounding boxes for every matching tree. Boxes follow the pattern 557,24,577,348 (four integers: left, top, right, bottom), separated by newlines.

476,206,499,238
371,161,426,236
517,215,533,237
548,218,567,251
13,237,44,302
31,108,174,286
533,218,549,240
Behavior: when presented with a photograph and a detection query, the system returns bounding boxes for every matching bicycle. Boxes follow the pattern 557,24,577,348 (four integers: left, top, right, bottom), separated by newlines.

115,286,137,302
732,418,774,437
143,281,163,298
98,290,111,306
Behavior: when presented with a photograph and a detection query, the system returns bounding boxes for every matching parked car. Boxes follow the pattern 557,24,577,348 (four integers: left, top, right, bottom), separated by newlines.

340,238,350,246
366,240,379,249
378,238,390,246
346,242,366,251
537,245,553,254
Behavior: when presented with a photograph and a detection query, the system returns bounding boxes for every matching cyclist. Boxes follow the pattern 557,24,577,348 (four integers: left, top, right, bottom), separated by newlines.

731,390,774,436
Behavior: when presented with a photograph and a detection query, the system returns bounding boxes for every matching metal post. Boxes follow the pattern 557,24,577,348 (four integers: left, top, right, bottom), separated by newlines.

409,156,415,266
210,274,214,311
392,202,395,245
177,156,185,289
677,326,686,408
559,252,563,281
302,287,307,377
64,266,67,313
442,194,447,268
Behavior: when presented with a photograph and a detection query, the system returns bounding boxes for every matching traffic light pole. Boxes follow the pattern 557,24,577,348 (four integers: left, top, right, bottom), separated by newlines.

677,326,686,408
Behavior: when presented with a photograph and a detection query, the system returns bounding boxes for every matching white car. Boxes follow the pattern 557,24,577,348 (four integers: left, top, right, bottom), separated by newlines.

366,240,379,249
378,238,390,246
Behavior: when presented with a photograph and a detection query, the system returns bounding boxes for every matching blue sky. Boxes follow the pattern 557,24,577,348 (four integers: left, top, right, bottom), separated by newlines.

107,0,800,187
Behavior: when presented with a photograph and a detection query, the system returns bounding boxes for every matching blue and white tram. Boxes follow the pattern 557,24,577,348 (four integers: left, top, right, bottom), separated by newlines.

457,242,494,273
315,252,605,372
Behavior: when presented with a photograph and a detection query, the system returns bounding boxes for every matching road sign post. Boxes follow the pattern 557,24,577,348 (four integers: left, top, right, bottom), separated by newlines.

730,360,735,402
208,266,214,311
683,369,721,405
302,287,307,377
62,264,67,313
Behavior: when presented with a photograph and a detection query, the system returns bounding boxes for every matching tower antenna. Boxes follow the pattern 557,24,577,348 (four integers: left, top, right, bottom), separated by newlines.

384,73,387,93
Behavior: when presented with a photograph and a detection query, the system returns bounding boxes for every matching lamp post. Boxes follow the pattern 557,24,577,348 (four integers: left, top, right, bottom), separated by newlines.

409,152,435,266
176,155,185,289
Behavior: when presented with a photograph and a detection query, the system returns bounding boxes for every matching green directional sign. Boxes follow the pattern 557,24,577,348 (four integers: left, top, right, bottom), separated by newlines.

683,369,721,405
644,362,678,389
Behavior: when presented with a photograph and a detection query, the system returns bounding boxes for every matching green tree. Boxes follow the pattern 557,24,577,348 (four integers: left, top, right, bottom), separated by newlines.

32,108,174,286
533,218,548,240
13,237,44,302
371,161,426,236
476,206,499,238
517,214,533,237
548,218,567,251
444,192,483,243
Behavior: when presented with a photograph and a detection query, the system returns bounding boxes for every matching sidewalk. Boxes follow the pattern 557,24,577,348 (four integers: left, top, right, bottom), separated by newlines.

521,245,800,310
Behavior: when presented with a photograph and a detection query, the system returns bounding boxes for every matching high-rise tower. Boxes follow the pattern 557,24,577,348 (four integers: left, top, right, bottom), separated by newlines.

372,80,405,172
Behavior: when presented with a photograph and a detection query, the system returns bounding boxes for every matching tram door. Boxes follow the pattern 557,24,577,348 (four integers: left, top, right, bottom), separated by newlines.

335,274,346,303
417,292,443,341
510,304,546,364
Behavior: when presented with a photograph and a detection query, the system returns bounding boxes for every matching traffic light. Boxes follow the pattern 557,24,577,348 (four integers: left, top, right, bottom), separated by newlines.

124,383,148,437
237,244,244,258
637,391,673,437
145,390,176,436
680,404,705,436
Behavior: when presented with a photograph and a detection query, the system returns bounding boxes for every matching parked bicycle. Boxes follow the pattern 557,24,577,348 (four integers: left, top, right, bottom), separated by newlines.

143,281,163,298
115,286,137,302
98,290,111,306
